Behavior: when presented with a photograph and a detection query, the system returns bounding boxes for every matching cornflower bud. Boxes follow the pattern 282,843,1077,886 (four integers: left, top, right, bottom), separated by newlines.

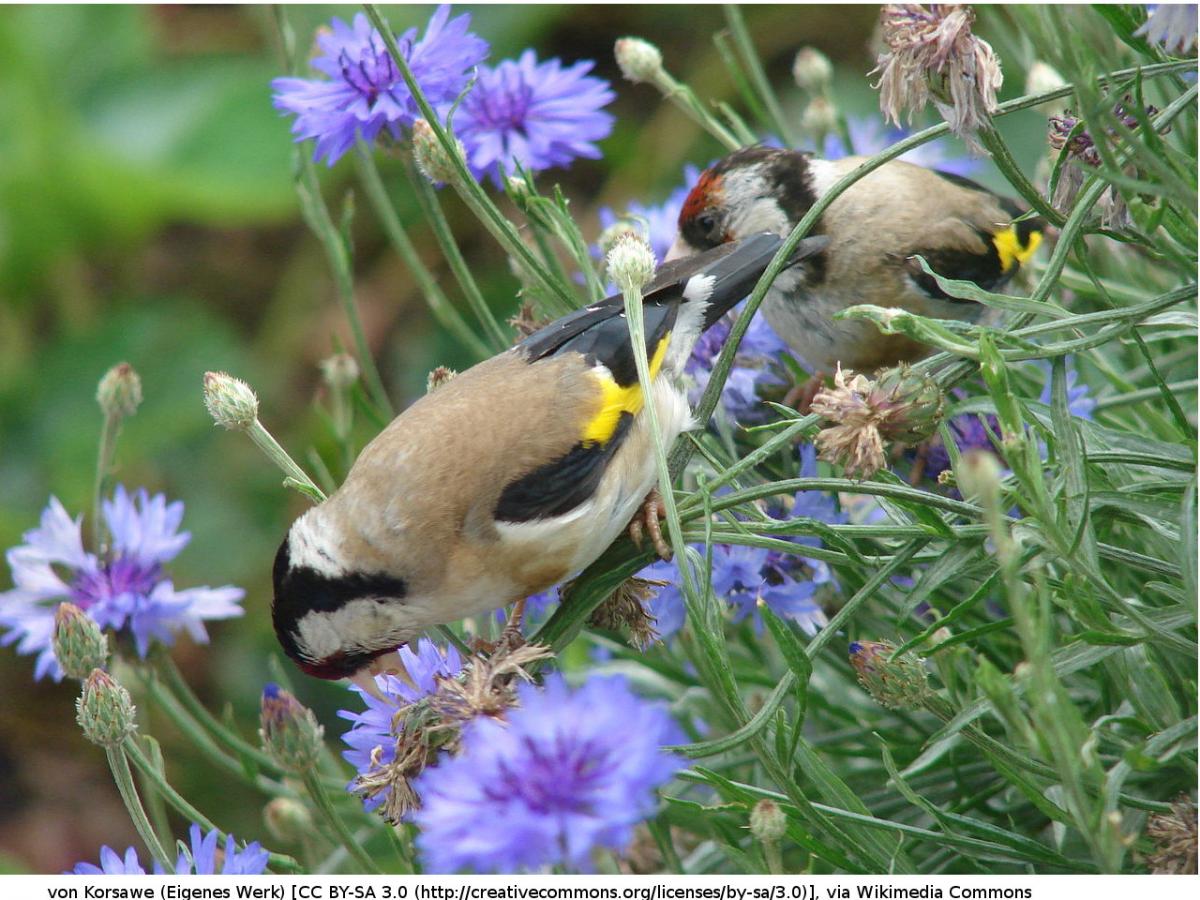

848,639,931,710
263,797,315,845
77,669,137,748
597,220,644,262
801,97,838,135
318,353,359,392
53,603,109,681
606,234,656,298
203,371,259,431
259,684,324,772
97,363,143,420
412,119,463,186
792,47,833,92
505,175,534,206
614,37,664,84
749,799,788,844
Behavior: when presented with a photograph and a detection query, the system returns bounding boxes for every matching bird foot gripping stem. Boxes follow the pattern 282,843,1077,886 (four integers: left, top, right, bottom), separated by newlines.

628,488,672,561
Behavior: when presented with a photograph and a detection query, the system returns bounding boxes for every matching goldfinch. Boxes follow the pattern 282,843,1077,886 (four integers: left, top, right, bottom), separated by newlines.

272,232,827,688
666,146,1045,374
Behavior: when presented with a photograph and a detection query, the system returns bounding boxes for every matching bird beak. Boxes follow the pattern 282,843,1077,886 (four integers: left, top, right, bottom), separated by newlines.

664,235,691,262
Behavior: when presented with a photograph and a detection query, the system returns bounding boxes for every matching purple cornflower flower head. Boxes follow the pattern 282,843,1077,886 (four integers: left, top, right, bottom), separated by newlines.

686,302,789,421
1035,358,1096,420
765,445,845,574
597,164,702,264
172,824,270,875
339,639,464,812
820,116,981,176
412,673,684,873
922,411,999,481
0,487,244,681
1136,4,1198,54
455,50,615,187
70,846,148,875
271,7,488,166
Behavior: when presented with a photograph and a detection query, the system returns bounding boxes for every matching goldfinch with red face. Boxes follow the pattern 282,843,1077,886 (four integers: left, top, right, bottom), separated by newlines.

666,146,1045,374
271,232,827,691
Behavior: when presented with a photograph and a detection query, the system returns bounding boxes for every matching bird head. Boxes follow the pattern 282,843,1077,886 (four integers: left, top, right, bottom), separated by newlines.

271,510,411,690
667,146,816,261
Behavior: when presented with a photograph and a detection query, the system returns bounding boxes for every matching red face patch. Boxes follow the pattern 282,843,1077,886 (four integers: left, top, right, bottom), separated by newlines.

679,169,724,227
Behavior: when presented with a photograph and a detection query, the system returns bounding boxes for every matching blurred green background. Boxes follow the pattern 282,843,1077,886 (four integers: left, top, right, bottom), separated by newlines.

0,4,1056,872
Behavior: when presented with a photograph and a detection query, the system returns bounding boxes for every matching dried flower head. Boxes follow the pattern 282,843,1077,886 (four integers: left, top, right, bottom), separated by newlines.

96,363,143,420
259,683,324,772
588,577,663,649
52,603,109,681
1146,795,1198,874
76,668,137,747
848,639,931,710
810,364,944,479
508,302,552,340
425,366,458,393
792,47,833,91
615,37,664,84
872,4,1002,153
203,371,259,431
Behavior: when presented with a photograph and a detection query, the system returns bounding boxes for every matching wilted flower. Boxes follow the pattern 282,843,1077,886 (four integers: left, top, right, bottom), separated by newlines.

615,37,665,84
872,4,1002,153
260,683,324,772
607,233,657,296
455,50,615,186
76,669,136,747
792,47,833,91
0,488,244,681
70,825,269,875
96,363,143,420
848,639,931,709
1135,4,1198,55
811,364,945,479
1146,794,1198,874
412,674,685,873
203,371,259,431
271,7,488,166
339,639,464,813
426,365,459,393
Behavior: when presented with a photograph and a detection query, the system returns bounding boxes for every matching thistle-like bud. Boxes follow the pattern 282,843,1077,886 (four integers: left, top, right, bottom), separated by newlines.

52,603,109,681
749,799,788,844
792,47,833,92
203,371,259,431
263,797,315,845
801,97,838,135
849,640,930,710
318,353,359,392
259,684,324,772
505,175,534,206
606,233,656,298
426,366,458,393
412,119,463,186
615,37,664,84
957,448,1003,506
811,364,944,479
76,669,137,747
97,363,143,420
597,220,645,262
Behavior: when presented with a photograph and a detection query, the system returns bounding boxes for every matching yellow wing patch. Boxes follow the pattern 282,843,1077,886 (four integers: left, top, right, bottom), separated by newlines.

580,334,671,447
993,226,1043,273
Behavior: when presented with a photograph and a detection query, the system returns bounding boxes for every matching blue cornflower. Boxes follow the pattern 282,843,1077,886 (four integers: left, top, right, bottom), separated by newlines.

686,302,790,422
1136,5,1198,54
0,487,244,681
271,7,488,166
455,50,615,186
412,673,684,873
819,115,980,176
69,825,268,875
339,639,464,812
1035,358,1097,420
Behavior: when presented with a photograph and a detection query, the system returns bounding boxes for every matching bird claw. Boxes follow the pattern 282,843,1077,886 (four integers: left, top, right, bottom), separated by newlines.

628,489,672,561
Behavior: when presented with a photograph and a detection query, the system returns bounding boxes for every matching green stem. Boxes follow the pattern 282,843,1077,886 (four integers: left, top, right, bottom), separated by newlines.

123,736,302,873
106,746,174,870
302,772,382,873
353,143,491,359
404,157,511,350
723,5,799,147
247,418,327,503
92,413,121,552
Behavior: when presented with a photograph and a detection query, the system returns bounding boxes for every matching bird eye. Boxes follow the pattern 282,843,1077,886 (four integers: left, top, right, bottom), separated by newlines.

697,212,720,239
